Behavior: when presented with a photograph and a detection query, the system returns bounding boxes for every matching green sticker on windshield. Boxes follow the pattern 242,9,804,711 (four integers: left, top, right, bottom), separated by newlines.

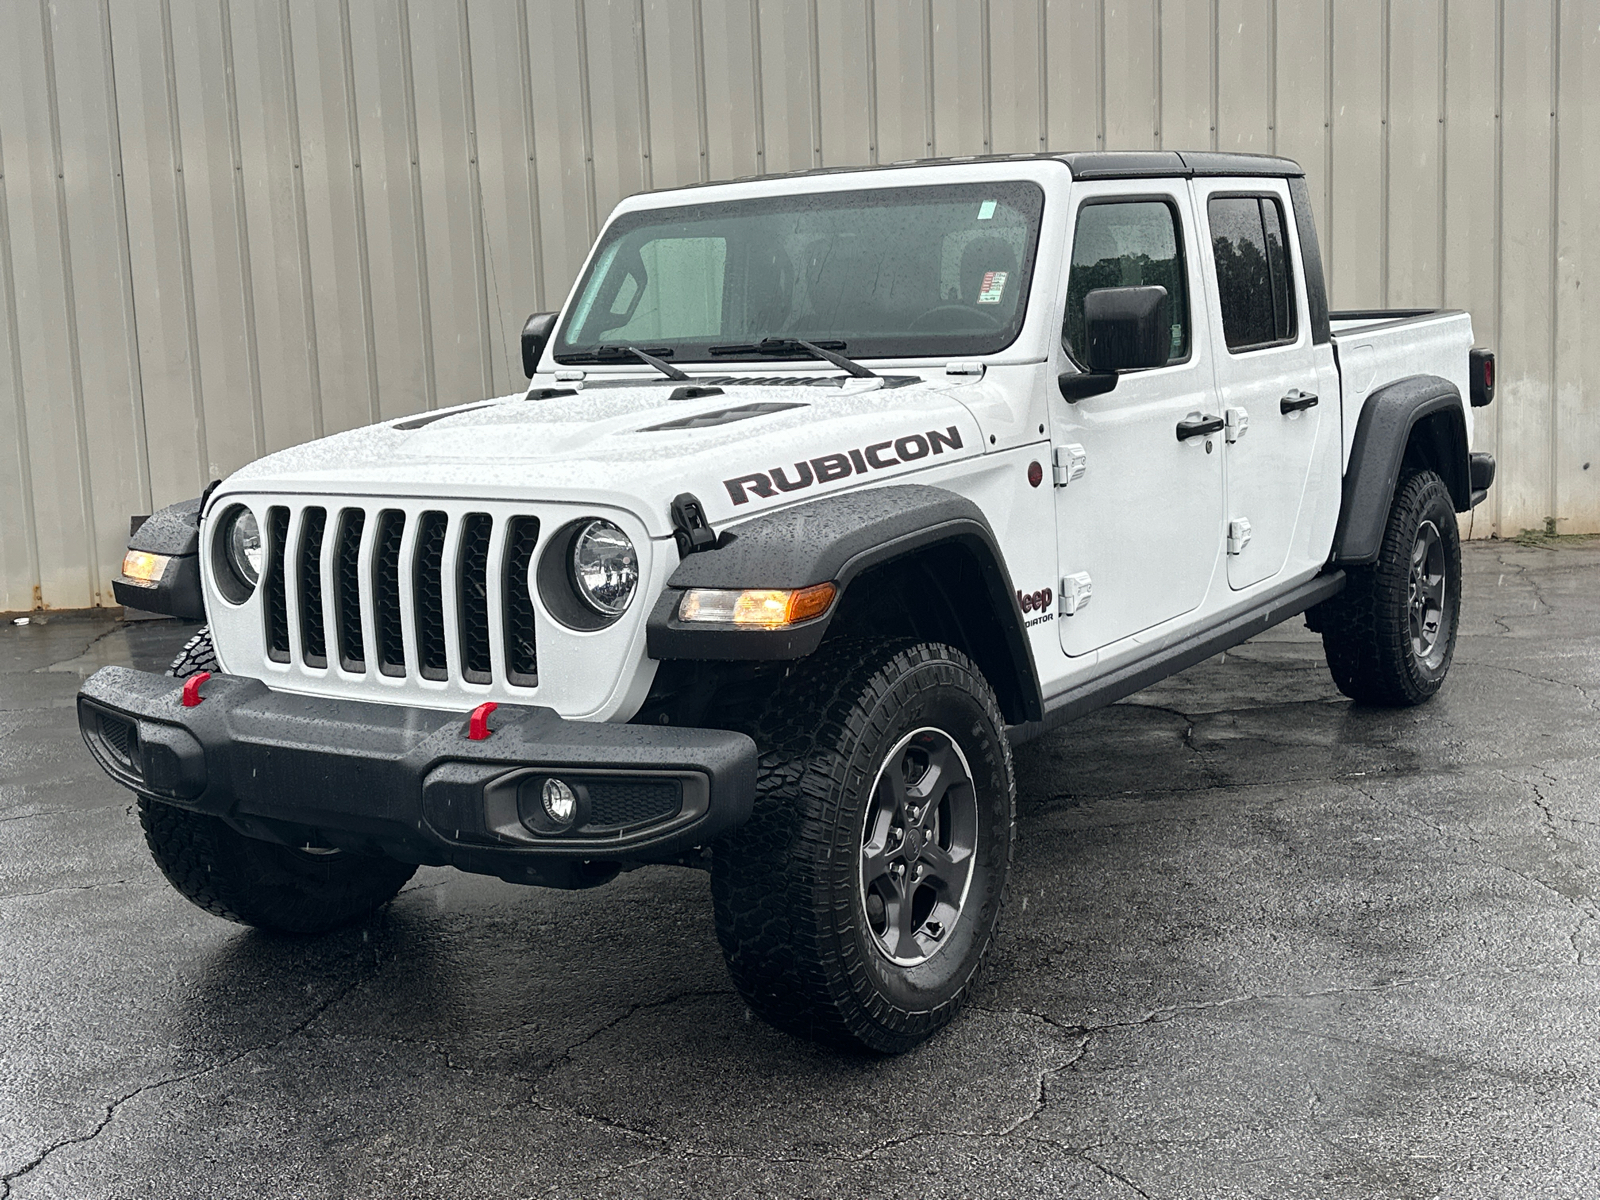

978,200,997,220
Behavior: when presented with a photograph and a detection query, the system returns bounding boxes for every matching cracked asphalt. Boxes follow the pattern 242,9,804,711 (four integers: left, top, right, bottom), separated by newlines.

3,539,1598,1199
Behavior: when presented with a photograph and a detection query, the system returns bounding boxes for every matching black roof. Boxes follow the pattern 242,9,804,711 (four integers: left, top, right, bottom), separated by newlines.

658,150,1303,193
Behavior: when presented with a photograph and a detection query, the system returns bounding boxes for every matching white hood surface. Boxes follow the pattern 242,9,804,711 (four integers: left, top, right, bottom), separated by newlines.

224,373,988,537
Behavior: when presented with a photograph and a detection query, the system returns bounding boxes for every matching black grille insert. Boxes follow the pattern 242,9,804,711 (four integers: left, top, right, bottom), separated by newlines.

334,508,366,673
457,513,493,684
97,712,139,774
413,511,449,681
373,510,406,676
264,507,290,662
502,516,540,686
298,507,329,667
586,780,682,830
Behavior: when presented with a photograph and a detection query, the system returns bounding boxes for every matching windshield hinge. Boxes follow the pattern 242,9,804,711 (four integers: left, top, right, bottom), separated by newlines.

670,492,718,557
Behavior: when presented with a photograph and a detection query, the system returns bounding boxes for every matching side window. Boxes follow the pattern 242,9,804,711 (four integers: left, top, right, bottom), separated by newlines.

1207,196,1297,351
1064,200,1190,368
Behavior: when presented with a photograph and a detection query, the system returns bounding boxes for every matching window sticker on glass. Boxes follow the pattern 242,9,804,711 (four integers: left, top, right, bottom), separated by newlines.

976,270,1007,303
977,200,997,220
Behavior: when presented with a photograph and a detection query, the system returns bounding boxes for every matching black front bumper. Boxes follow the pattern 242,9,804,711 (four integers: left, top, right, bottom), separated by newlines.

77,667,758,888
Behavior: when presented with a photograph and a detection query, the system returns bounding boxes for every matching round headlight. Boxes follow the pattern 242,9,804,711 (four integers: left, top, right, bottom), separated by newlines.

569,519,638,616
223,508,262,589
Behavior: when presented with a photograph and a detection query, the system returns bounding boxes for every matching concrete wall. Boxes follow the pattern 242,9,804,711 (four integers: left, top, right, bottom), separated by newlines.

1,0,1595,612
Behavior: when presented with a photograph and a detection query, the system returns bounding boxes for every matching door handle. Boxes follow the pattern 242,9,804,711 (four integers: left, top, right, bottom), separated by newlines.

1280,389,1319,414
1176,412,1225,441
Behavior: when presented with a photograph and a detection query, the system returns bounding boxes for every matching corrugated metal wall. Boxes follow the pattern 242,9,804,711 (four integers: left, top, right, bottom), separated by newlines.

1,0,1595,612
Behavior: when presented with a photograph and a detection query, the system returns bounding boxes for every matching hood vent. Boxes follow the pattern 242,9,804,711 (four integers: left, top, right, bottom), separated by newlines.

640,401,809,432
393,403,492,431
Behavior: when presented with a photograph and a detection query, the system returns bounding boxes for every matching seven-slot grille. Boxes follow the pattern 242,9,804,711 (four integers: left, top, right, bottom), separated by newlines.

258,504,539,689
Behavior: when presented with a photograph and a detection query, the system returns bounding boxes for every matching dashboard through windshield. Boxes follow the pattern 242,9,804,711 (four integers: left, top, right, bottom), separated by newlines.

555,182,1045,365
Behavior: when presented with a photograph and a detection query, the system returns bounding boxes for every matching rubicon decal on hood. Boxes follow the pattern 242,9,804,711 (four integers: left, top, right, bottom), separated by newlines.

724,426,965,505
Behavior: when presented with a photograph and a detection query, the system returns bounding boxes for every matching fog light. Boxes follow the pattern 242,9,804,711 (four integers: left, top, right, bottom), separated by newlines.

542,778,578,826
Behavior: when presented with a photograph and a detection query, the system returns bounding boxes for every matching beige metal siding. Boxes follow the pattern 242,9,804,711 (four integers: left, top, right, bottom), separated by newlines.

0,0,1594,612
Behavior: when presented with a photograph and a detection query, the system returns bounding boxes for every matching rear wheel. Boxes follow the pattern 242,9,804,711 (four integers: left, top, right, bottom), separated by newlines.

711,640,1015,1053
1318,468,1462,706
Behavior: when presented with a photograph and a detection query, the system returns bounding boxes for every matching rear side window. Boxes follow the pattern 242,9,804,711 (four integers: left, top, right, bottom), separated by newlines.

1064,200,1190,367
1207,196,1297,351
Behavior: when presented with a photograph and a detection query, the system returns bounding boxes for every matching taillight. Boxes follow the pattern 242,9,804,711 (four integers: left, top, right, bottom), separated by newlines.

1469,348,1495,408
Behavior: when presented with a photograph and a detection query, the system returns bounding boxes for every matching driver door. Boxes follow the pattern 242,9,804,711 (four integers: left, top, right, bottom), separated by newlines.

1051,184,1226,657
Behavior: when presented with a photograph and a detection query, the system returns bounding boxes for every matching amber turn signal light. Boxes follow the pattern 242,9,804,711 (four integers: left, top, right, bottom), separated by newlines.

678,582,838,627
120,550,170,586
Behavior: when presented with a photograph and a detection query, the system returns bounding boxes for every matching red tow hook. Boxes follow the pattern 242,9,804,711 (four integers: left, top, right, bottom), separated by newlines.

467,701,498,741
181,671,212,708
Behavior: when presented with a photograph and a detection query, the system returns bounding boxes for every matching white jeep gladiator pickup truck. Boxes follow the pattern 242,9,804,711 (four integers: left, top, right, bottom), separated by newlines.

81,151,1497,1053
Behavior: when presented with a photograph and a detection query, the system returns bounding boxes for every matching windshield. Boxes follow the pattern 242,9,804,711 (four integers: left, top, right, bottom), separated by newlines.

555,181,1045,364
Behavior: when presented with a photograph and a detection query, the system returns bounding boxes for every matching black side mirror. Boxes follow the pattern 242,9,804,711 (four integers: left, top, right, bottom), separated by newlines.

1058,285,1170,403
1084,285,1169,371
521,312,558,378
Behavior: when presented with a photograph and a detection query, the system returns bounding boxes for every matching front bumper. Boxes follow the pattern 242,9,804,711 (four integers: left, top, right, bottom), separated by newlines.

77,667,757,888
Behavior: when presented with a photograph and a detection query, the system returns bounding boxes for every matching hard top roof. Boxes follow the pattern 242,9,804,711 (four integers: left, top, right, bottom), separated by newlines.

656,150,1303,194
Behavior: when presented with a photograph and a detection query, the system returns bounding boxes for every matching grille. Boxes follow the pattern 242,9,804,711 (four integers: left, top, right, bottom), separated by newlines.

334,509,366,672
373,511,406,676
502,516,540,686
249,501,549,693
298,507,329,667
413,512,449,681
264,507,290,661
457,513,493,684
586,780,682,829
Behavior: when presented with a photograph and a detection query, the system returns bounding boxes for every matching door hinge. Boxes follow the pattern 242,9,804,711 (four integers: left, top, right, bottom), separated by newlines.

1059,572,1093,615
1052,443,1087,486
1224,406,1249,443
1228,517,1253,556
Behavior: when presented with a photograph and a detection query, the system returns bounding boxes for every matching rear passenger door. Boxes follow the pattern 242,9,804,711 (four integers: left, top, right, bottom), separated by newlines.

1194,179,1339,590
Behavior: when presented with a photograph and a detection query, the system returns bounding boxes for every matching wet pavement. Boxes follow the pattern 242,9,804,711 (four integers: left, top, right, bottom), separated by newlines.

2,539,1598,1199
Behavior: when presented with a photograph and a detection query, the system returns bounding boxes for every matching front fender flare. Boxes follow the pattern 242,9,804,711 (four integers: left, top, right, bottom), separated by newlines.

645,484,1044,722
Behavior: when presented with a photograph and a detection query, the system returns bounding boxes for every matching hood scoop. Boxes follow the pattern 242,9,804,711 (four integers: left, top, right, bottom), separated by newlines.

639,400,809,432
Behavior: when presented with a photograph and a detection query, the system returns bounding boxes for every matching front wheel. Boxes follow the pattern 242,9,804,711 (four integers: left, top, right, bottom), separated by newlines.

1318,468,1462,706
138,798,416,934
711,641,1015,1053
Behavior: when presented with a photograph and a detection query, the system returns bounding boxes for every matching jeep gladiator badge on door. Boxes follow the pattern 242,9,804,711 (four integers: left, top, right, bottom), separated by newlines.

82,152,1496,1053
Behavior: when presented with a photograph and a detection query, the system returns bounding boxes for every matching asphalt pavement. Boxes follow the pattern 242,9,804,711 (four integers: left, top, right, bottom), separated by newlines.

3,539,1598,1199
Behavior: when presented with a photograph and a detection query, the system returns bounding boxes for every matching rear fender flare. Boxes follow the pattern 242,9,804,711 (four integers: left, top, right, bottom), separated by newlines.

1332,375,1470,566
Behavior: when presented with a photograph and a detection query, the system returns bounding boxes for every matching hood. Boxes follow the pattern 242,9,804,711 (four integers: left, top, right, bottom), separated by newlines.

221,372,988,538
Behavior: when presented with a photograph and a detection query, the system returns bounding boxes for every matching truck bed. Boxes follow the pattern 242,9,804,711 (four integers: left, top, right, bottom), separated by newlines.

1329,308,1477,468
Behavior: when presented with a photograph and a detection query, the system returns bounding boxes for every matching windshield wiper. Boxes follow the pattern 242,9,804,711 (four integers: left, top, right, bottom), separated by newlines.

565,344,690,381
707,337,877,379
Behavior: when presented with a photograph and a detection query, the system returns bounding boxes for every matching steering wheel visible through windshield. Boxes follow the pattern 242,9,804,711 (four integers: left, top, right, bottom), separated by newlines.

555,181,1044,365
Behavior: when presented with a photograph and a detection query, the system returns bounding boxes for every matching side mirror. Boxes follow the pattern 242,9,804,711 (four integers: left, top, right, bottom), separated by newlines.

1084,285,1169,372
1058,285,1170,403
521,312,558,378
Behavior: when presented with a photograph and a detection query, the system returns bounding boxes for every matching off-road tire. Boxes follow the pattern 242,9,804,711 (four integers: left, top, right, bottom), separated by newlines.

711,640,1015,1053
148,626,414,933
1319,468,1461,706
137,798,416,934
166,627,219,677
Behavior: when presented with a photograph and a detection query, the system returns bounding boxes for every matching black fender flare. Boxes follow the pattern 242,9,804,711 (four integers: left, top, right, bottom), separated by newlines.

1332,375,1471,566
111,495,206,619
645,484,1044,723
